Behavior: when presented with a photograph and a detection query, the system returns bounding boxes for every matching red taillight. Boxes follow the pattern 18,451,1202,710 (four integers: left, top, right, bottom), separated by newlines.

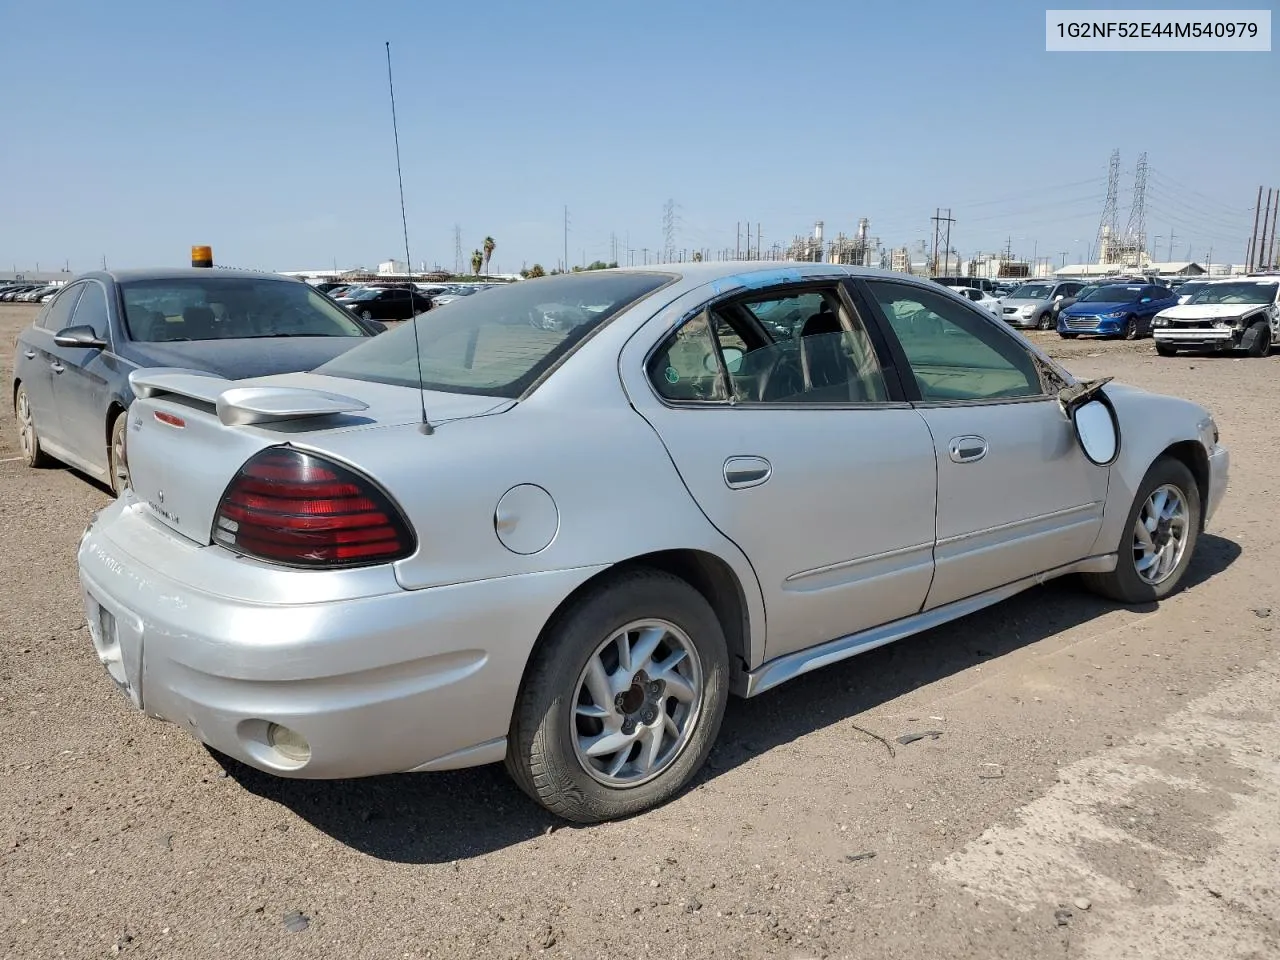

212,448,415,568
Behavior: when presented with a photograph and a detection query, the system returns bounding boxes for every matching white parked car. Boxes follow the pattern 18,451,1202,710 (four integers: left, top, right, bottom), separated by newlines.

1153,277,1280,357
76,262,1228,823
947,285,1002,315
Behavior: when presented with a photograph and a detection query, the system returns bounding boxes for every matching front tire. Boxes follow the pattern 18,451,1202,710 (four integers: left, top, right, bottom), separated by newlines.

1081,457,1201,604
1155,342,1177,357
14,384,52,468
1246,321,1271,358
1037,311,1054,331
1122,315,1139,340
1059,331,1078,339
506,569,729,823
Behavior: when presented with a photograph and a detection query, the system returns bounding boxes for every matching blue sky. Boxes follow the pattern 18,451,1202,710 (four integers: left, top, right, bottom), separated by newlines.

1,0,1274,273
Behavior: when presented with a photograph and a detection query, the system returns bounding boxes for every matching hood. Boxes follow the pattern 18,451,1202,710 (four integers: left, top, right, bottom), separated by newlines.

121,336,368,380
1157,302,1269,320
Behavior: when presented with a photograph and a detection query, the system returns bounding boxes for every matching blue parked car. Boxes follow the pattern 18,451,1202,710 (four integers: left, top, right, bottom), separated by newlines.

1057,282,1178,340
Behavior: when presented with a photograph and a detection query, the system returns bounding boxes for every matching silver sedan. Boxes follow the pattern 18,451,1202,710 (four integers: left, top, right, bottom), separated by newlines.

76,262,1229,823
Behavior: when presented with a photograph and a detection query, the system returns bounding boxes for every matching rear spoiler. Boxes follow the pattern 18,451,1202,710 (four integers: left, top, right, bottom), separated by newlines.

129,368,369,426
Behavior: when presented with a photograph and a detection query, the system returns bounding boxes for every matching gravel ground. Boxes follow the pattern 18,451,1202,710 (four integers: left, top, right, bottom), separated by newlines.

1,301,1276,959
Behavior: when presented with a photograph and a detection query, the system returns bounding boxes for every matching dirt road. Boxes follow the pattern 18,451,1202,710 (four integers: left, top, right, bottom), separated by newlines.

1,301,1276,959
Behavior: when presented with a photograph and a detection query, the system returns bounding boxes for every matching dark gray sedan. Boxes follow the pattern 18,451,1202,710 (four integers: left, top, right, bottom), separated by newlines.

12,268,382,494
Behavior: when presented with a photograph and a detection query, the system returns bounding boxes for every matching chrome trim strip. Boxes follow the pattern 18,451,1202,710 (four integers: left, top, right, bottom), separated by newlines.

785,540,934,583
935,501,1102,547
742,553,1118,697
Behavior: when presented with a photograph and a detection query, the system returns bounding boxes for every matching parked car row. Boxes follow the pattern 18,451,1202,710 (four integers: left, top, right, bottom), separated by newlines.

0,282,65,303
310,280,501,318
1153,275,1280,357
65,260,1228,824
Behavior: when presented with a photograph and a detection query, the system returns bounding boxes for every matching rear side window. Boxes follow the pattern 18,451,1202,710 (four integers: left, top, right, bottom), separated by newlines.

37,284,84,331
316,271,674,398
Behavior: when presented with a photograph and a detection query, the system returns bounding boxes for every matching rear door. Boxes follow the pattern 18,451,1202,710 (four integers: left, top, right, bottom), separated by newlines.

621,275,939,662
50,279,117,472
860,278,1109,610
21,282,85,450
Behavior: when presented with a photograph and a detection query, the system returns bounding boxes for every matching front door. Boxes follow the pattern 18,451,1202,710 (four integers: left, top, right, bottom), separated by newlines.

622,277,939,662
50,279,116,474
861,279,1109,609
23,282,85,451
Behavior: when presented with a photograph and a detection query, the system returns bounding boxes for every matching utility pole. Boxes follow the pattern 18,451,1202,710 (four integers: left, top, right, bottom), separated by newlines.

1247,186,1264,271
1264,189,1274,271
611,232,617,265
1059,251,1068,267
1259,189,1274,273
642,247,648,265
736,222,741,259
1166,229,1178,262
756,224,762,261
453,224,462,275
563,206,570,275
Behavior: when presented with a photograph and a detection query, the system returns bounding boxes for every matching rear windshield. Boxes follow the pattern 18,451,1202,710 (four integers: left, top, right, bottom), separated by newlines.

314,271,674,398
120,278,369,342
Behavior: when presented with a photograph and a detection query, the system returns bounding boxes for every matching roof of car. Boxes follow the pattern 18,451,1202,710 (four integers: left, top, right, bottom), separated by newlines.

85,267,300,284
597,260,913,284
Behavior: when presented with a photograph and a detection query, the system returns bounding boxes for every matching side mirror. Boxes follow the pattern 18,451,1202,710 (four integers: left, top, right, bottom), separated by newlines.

1054,294,1064,301
54,324,107,349
1059,378,1119,466
367,319,388,333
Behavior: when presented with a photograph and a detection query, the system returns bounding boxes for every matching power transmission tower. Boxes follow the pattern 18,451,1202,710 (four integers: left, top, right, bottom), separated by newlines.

662,199,676,262
1096,149,1121,261
1124,152,1148,264
930,208,955,275
453,224,462,275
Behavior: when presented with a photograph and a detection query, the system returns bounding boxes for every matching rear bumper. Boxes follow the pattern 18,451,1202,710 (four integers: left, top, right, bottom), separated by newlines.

1206,443,1229,527
77,499,605,779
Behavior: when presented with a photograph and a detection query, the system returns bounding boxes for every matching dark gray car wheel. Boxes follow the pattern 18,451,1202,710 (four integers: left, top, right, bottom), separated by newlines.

15,384,53,468
1246,321,1271,358
1037,311,1054,330
360,309,373,321
1081,456,1201,604
506,568,729,823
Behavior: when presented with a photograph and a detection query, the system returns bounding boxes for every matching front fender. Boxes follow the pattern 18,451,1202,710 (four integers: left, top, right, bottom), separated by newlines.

1088,383,1214,555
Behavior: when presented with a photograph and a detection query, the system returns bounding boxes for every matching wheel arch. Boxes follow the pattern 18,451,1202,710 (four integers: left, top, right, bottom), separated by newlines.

105,399,128,456
520,548,756,701
1159,439,1210,531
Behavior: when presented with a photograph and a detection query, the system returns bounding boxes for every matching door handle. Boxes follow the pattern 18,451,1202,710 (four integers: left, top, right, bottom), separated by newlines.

724,456,771,489
948,436,987,464
50,361,65,374
24,350,36,359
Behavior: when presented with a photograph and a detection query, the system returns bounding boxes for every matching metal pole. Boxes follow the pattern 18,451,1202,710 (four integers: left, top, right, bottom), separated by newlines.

1259,189,1274,273
1247,186,1264,270
1267,189,1280,270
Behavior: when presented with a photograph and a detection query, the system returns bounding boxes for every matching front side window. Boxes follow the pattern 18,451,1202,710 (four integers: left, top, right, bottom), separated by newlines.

120,278,369,343
70,282,110,339
865,280,1042,402
649,285,888,404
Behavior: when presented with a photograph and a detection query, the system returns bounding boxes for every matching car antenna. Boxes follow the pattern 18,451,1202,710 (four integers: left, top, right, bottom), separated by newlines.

385,40,432,435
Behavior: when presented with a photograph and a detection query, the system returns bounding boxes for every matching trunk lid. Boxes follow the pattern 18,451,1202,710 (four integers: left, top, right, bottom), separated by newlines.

125,369,512,545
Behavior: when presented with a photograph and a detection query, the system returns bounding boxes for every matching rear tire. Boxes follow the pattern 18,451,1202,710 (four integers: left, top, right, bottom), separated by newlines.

14,384,53,468
506,569,729,823
1081,457,1201,604
108,410,130,496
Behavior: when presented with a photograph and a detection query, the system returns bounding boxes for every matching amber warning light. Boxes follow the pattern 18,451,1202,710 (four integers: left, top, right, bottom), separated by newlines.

191,245,213,268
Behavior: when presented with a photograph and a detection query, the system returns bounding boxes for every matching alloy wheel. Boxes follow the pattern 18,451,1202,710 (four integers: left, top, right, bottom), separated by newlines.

1132,483,1189,585
16,389,35,460
571,618,704,787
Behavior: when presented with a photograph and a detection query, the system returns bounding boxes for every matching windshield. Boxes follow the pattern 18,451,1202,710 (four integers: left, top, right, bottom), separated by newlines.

120,277,370,343
1080,284,1144,303
345,287,382,301
1010,284,1053,300
315,271,674,398
1190,282,1278,306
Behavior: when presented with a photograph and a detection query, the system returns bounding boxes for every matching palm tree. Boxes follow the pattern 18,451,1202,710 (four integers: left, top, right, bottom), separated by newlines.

482,236,496,274
470,249,483,276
